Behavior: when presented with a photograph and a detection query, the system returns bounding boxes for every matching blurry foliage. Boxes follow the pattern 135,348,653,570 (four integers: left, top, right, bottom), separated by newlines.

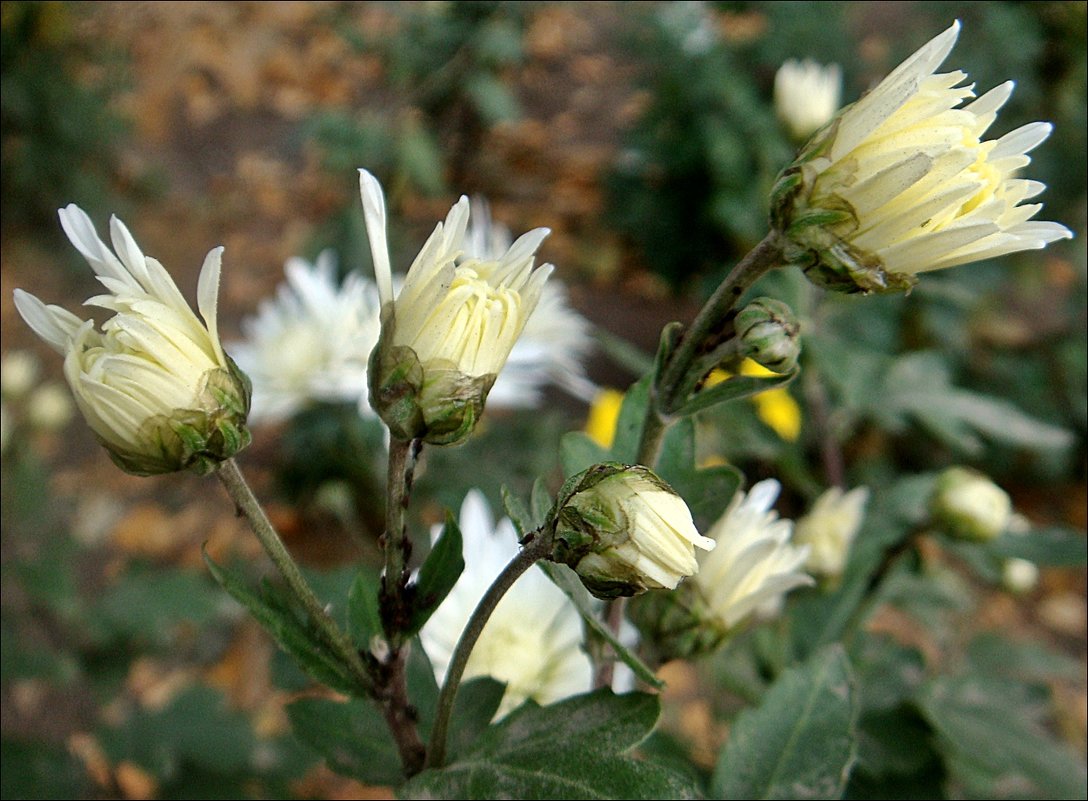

304,1,529,271
0,1,130,233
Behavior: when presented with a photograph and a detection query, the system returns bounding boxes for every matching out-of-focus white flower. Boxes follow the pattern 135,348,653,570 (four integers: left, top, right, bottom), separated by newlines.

775,59,842,141
13,205,250,475
420,490,592,718
26,383,75,432
772,21,1073,294
931,466,1011,541
693,479,813,632
230,251,381,424
551,463,715,599
1,350,41,400
464,198,597,408
1002,557,1039,594
359,170,552,444
793,486,870,579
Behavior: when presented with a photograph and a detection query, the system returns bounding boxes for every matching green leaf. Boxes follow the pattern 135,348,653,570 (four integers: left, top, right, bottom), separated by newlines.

712,645,858,800
406,511,465,636
502,485,535,537
538,561,663,689
448,676,507,759
966,632,1084,683
347,567,384,649
990,525,1087,567
611,374,653,464
408,638,440,739
918,674,1087,799
559,431,610,477
202,550,360,695
287,696,404,786
672,368,797,418
401,690,699,799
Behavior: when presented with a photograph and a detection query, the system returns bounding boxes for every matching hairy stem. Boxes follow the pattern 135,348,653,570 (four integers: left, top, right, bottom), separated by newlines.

216,459,372,692
382,437,421,642
426,529,553,769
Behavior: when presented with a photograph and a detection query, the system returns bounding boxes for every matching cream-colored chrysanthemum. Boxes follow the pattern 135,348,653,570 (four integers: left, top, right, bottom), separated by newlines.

552,463,716,599
793,486,869,579
931,466,1011,541
464,198,597,408
693,479,813,631
775,59,842,141
230,251,381,424
13,205,249,475
773,21,1073,293
420,490,593,718
359,170,553,444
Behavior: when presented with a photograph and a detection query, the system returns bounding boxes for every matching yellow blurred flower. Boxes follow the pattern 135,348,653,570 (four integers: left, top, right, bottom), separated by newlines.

706,361,802,442
584,388,625,449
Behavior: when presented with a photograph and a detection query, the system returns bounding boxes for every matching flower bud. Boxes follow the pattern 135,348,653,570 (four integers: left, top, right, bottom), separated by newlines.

735,297,801,374
360,170,552,445
770,22,1071,295
26,383,75,432
931,466,1011,541
549,463,715,599
13,205,251,476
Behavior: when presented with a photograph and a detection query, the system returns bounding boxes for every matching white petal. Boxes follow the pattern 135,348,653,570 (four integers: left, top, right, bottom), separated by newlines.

359,169,394,306
13,290,87,355
197,246,226,364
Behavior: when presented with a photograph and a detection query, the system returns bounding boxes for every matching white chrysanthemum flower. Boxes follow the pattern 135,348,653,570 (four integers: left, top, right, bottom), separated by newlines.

693,479,813,631
420,490,593,718
773,20,1073,293
13,205,250,475
775,59,842,141
464,198,597,407
359,170,553,444
552,464,716,599
793,486,870,579
230,251,381,424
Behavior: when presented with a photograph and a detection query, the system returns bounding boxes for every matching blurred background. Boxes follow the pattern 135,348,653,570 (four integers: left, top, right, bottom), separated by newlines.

1,2,1084,798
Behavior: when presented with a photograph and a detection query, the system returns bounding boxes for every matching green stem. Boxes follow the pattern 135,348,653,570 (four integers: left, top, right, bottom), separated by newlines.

215,458,372,691
382,437,421,642
656,232,785,415
426,529,553,769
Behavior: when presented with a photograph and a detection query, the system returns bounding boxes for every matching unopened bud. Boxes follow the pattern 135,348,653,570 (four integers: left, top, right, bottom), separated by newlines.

735,298,800,374
549,463,714,599
931,467,1011,541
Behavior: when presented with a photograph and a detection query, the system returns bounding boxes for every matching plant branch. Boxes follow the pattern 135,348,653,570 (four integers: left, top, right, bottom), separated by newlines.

425,528,553,769
215,458,372,692
381,437,421,643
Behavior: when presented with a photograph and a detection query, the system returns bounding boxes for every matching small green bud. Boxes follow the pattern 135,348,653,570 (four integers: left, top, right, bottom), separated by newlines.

735,297,801,374
549,463,715,600
931,467,1011,541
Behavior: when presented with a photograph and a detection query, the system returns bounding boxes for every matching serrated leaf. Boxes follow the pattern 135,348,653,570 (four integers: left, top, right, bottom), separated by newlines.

202,550,359,695
406,512,464,636
401,690,699,799
918,674,1087,799
347,567,384,649
712,645,858,800
287,696,403,786
538,561,663,689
